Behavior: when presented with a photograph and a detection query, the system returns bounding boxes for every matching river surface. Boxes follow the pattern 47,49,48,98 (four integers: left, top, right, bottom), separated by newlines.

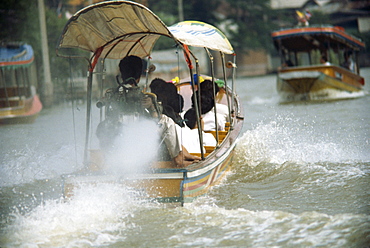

0,69,369,247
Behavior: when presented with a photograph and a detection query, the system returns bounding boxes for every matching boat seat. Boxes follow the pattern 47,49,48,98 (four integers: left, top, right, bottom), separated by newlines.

205,130,228,143
204,146,215,153
190,152,211,158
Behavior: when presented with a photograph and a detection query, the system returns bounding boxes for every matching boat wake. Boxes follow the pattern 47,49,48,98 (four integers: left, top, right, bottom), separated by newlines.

1,107,369,247
103,119,159,175
179,203,370,247
247,95,279,105
0,144,83,188
234,118,369,166
279,88,368,103
0,183,155,247
2,180,369,248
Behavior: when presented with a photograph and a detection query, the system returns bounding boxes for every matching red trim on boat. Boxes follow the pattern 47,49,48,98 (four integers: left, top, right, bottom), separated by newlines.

0,57,34,67
271,26,365,48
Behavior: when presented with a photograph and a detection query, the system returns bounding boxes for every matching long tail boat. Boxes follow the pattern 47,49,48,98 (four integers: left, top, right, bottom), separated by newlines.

56,1,244,206
0,42,42,124
272,25,366,102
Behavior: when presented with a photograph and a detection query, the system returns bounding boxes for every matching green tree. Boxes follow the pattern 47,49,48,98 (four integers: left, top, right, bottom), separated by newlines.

220,0,277,53
147,0,222,50
0,0,88,102
308,10,331,25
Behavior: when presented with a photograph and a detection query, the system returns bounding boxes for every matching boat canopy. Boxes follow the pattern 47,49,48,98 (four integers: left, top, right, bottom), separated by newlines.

0,43,34,69
56,0,175,60
56,1,235,63
169,21,234,54
272,26,365,52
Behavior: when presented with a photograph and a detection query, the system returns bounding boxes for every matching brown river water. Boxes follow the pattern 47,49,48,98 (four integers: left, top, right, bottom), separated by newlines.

0,69,369,247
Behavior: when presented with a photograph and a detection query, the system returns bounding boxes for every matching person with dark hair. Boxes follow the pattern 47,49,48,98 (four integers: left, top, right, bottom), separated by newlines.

179,108,216,154
342,51,355,72
199,79,220,96
150,78,185,127
96,56,145,149
119,55,143,85
184,108,198,130
191,79,229,131
279,59,293,70
320,55,330,65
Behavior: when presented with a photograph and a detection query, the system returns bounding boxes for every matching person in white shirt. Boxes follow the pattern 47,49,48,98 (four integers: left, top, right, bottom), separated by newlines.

320,55,331,66
191,80,229,131
178,108,217,154
202,102,229,131
342,51,355,72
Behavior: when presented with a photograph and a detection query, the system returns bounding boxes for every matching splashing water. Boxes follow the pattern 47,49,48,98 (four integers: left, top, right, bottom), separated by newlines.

0,144,83,187
2,184,369,248
1,183,154,247
104,119,159,175
235,117,369,167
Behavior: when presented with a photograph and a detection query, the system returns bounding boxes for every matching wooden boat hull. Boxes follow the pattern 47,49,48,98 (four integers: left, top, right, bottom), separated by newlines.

0,94,42,124
63,155,234,205
63,112,243,205
277,65,365,101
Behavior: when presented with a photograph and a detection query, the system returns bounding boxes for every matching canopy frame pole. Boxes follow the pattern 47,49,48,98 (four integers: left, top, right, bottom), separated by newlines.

230,54,237,129
277,40,284,65
183,45,205,160
220,52,232,128
205,48,220,145
15,68,22,100
337,43,341,66
195,59,205,158
98,58,105,122
81,49,104,166
1,69,10,107
83,65,93,166
145,55,152,92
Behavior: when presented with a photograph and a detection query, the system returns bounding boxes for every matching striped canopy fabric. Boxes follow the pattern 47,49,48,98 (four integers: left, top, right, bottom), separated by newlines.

0,43,34,69
169,21,234,54
272,26,365,52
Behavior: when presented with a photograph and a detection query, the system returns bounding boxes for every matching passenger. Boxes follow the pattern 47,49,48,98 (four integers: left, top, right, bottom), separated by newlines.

285,60,294,67
150,78,185,127
180,108,217,154
98,55,199,167
320,55,330,65
342,51,355,72
279,60,294,70
119,55,143,86
191,80,229,131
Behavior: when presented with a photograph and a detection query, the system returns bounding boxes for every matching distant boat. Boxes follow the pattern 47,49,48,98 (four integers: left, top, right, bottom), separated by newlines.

271,25,366,102
0,42,42,124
